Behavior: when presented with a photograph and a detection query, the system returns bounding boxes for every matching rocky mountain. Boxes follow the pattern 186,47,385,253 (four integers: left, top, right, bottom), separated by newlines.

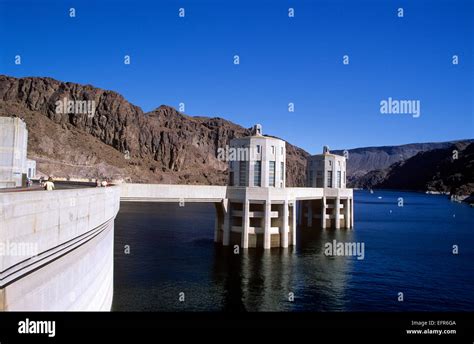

351,142,474,195
0,75,308,185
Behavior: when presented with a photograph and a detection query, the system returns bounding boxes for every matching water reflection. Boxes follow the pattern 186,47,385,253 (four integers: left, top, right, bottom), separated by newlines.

212,228,354,311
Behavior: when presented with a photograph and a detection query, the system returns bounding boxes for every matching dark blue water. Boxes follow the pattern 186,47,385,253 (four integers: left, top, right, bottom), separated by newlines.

111,190,474,311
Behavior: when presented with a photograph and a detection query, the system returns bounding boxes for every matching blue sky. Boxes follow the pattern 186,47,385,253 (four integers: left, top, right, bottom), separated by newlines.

0,0,472,152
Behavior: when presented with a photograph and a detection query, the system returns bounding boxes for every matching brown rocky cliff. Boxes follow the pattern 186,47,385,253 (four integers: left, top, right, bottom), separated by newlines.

0,75,308,186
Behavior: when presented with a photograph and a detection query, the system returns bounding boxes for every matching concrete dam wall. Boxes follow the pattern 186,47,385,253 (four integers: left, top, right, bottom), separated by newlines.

0,186,120,311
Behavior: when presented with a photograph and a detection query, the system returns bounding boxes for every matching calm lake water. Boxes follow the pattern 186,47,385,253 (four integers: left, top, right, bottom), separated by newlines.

111,190,474,311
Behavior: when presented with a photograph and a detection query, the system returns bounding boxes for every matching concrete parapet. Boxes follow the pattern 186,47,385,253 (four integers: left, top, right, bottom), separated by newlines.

0,186,120,311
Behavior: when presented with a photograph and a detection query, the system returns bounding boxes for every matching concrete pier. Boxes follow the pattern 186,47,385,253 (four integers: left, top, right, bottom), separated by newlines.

321,197,327,229
120,183,353,248
119,125,353,250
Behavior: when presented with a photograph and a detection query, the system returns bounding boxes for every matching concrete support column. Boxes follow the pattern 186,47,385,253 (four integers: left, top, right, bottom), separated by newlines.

281,200,289,248
291,201,297,246
321,197,327,229
350,197,354,228
335,196,340,229
344,198,351,229
241,200,250,249
222,199,230,246
214,203,220,243
214,214,219,243
264,200,271,249
297,201,302,226
307,200,313,228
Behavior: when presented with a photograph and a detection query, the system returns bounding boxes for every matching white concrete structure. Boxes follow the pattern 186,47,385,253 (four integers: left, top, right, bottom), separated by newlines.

228,124,286,188
307,146,347,188
26,159,36,179
120,183,353,249
0,186,120,310
0,117,36,188
223,125,291,248
122,127,354,250
303,146,353,230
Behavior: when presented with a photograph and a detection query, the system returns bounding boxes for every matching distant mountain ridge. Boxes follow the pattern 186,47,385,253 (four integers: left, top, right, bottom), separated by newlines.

333,140,473,185
351,142,474,195
334,139,474,195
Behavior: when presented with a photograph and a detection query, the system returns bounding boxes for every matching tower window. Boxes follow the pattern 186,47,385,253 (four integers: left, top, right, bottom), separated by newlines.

281,162,284,182
239,161,247,186
269,161,276,187
327,171,333,188
253,161,262,187
316,170,323,187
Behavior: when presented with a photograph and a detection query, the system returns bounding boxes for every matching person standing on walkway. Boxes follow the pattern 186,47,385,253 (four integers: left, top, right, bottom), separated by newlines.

44,177,55,191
